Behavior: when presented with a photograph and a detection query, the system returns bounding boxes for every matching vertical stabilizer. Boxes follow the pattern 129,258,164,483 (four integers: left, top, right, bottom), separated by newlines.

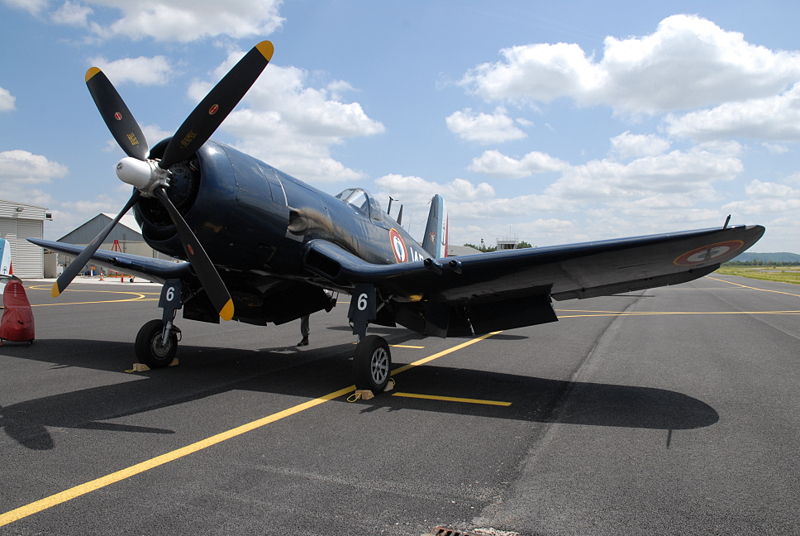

421,195,448,258
0,238,10,276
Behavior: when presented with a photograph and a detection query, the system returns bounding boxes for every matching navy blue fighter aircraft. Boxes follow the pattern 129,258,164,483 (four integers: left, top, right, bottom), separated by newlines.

30,40,764,395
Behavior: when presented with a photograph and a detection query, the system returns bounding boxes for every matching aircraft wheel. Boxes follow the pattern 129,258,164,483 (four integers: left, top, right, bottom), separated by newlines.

135,319,177,368
354,335,391,393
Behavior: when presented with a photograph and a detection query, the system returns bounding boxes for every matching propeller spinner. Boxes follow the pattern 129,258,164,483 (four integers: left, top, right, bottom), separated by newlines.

52,41,275,323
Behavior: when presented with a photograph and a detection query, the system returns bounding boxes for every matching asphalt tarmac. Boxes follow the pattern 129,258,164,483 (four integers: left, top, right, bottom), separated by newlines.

0,274,798,535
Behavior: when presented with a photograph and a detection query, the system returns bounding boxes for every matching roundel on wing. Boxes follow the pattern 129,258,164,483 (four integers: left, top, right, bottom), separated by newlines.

673,240,744,266
389,228,407,263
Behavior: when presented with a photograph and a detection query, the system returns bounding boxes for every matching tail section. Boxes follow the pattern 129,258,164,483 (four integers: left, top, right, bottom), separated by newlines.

421,195,448,258
0,238,10,276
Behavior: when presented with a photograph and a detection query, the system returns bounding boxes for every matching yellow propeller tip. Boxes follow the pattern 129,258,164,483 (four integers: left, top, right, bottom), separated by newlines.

256,41,274,61
85,67,101,82
219,299,234,321
51,283,61,298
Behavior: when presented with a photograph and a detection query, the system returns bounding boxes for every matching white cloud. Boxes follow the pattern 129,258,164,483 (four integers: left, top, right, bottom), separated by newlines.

745,179,797,198
462,42,605,105
665,83,800,141
547,145,742,203
0,150,69,184
762,142,789,154
724,179,800,221
84,0,283,42
0,150,66,216
461,14,800,115
88,55,171,86
376,174,495,204
469,149,568,178
0,87,15,112
610,131,670,160
51,1,92,26
445,107,527,144
192,54,384,183
1,0,47,14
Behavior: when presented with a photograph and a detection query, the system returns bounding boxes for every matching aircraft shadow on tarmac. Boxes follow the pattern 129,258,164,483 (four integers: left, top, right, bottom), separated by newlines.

0,336,718,450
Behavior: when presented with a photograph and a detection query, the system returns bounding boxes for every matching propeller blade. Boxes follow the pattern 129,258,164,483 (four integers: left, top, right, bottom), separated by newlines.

85,67,149,160
152,188,234,321
51,191,140,297
160,41,274,168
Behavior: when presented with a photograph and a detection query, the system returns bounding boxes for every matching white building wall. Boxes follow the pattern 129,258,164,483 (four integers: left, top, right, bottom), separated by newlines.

0,200,48,278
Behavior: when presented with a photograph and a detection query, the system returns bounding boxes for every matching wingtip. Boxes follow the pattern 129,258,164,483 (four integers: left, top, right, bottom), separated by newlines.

51,282,61,298
219,299,235,321
256,41,274,62
85,67,102,82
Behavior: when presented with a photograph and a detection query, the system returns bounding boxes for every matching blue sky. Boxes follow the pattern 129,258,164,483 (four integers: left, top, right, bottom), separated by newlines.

1,1,798,252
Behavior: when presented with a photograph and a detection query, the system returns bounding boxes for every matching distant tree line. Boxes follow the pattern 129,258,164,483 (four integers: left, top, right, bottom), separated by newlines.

464,240,533,252
724,260,800,266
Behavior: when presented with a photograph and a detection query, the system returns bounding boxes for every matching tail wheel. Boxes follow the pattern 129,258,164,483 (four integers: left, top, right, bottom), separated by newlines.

353,335,391,392
135,319,178,368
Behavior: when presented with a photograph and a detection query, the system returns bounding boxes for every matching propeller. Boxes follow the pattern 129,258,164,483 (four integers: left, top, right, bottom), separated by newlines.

53,41,275,323
51,191,139,297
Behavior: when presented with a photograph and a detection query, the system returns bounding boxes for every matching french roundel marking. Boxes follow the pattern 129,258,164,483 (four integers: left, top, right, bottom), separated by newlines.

208,104,219,115
114,112,122,121
389,228,407,263
673,240,744,266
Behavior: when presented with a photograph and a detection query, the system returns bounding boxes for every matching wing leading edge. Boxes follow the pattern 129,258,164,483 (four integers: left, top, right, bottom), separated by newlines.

28,238,191,284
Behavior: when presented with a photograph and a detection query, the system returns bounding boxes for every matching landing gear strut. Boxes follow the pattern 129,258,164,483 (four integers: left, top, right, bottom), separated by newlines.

135,279,183,368
349,283,393,395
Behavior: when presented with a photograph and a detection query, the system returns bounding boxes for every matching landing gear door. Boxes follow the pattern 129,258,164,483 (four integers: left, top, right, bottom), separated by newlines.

348,283,376,339
159,279,183,314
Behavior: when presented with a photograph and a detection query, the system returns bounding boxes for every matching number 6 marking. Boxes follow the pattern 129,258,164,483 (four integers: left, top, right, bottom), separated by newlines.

166,286,175,302
357,293,368,311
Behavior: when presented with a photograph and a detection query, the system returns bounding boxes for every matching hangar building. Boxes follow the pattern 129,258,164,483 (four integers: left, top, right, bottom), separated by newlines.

0,199,51,278
55,213,174,274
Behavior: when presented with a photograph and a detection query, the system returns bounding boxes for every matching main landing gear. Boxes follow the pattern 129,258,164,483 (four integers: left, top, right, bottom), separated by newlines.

349,284,394,397
133,279,392,396
135,279,183,369
353,335,391,392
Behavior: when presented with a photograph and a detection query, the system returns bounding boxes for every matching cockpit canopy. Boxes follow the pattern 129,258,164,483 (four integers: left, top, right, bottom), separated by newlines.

336,188,384,221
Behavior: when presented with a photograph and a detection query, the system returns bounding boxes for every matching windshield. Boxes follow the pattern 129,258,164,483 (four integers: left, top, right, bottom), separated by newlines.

336,188,370,216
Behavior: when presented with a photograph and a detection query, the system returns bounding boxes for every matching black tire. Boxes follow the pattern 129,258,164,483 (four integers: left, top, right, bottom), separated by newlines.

353,335,391,392
135,319,177,368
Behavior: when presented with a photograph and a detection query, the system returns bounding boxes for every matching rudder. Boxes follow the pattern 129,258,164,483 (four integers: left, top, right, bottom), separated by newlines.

421,194,448,258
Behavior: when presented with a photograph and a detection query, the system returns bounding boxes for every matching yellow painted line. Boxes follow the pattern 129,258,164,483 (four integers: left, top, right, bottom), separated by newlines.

349,343,426,349
708,276,800,299
392,392,511,407
0,332,500,528
558,310,800,319
28,284,160,295
391,331,501,376
23,285,157,306
32,298,157,307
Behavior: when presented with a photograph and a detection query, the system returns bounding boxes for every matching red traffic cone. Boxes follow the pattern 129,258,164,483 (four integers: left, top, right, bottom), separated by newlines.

0,277,35,343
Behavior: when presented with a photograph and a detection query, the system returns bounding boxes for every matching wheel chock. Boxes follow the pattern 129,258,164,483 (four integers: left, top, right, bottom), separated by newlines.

346,389,375,402
125,363,151,373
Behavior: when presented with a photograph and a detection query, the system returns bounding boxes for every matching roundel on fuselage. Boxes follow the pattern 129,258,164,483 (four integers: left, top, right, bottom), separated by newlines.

389,228,408,263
